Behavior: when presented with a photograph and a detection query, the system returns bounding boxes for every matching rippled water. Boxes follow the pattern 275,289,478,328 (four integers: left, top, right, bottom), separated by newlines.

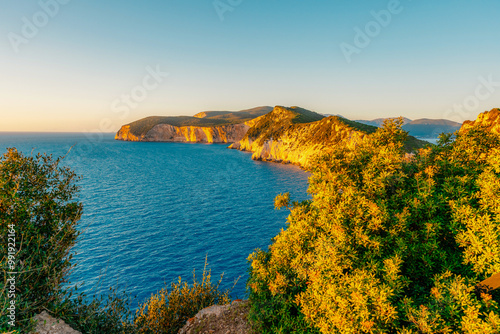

0,133,310,306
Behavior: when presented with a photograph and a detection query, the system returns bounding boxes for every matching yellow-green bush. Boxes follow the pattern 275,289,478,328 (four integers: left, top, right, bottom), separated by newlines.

248,118,500,333
135,260,232,334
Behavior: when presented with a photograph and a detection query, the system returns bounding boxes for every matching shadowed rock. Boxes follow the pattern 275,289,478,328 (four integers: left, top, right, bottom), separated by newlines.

31,311,81,334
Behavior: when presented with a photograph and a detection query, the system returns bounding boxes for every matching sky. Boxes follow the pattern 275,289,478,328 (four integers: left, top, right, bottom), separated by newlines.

1,0,499,132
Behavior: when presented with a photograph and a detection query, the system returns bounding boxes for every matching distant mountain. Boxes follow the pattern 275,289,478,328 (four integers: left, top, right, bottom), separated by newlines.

356,117,412,127
403,119,462,138
356,117,461,139
322,113,345,118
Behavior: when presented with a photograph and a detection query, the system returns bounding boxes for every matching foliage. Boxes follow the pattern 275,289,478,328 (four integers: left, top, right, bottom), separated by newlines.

0,148,83,332
247,118,500,333
274,193,291,210
135,260,232,334
53,287,136,334
0,149,135,333
0,148,235,333
337,116,378,134
289,107,326,124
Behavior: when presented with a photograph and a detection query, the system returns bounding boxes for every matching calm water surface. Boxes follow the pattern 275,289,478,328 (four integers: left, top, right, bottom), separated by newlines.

0,133,310,306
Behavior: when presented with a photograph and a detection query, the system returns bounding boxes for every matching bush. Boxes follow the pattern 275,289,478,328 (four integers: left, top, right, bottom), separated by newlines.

0,149,136,333
0,148,236,333
0,148,83,332
135,259,232,334
54,287,136,334
248,119,500,333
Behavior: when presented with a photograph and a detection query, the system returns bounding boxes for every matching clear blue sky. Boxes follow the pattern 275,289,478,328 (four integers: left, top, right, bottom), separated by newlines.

1,0,499,131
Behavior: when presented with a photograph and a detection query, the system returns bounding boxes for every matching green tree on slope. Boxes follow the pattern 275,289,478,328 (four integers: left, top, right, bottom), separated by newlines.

0,148,82,330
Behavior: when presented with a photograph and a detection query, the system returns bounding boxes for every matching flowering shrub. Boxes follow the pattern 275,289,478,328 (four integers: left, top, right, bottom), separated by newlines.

135,260,232,334
248,117,500,333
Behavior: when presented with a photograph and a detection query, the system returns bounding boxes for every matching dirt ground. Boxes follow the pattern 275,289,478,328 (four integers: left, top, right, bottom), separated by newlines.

178,300,255,334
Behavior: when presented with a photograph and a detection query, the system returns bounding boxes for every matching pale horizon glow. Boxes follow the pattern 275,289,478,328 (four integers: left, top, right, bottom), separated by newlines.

1,1,499,132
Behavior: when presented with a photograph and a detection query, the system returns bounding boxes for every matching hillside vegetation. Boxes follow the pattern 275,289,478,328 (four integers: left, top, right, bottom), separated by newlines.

247,109,500,333
244,106,326,146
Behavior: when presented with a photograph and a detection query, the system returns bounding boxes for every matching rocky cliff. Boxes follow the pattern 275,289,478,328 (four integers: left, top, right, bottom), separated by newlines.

229,106,370,167
115,107,272,143
461,108,500,134
116,122,252,143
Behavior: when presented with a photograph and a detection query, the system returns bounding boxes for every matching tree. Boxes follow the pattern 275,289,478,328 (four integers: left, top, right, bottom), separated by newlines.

0,148,83,330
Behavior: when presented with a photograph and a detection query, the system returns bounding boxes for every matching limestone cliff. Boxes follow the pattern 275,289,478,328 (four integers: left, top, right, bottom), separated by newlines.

115,107,272,143
116,121,254,143
229,106,369,168
460,108,500,134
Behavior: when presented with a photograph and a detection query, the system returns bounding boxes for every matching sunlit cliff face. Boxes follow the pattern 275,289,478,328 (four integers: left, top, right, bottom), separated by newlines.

230,106,366,168
115,123,251,143
231,117,365,167
461,108,500,135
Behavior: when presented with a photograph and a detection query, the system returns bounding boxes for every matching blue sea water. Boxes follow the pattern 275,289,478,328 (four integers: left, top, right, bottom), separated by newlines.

0,133,310,307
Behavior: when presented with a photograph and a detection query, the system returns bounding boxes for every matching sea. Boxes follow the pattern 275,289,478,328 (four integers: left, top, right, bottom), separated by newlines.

0,132,311,307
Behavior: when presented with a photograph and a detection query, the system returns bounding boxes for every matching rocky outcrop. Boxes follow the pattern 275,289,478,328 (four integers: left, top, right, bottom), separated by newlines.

31,311,81,334
229,106,366,168
178,300,253,334
114,124,139,141
116,123,250,143
461,108,500,134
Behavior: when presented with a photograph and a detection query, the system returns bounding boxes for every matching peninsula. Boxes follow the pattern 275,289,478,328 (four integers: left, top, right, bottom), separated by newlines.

115,106,273,142
116,105,430,168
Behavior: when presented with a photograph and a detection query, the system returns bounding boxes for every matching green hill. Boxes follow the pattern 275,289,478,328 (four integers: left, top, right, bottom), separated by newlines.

244,106,427,152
